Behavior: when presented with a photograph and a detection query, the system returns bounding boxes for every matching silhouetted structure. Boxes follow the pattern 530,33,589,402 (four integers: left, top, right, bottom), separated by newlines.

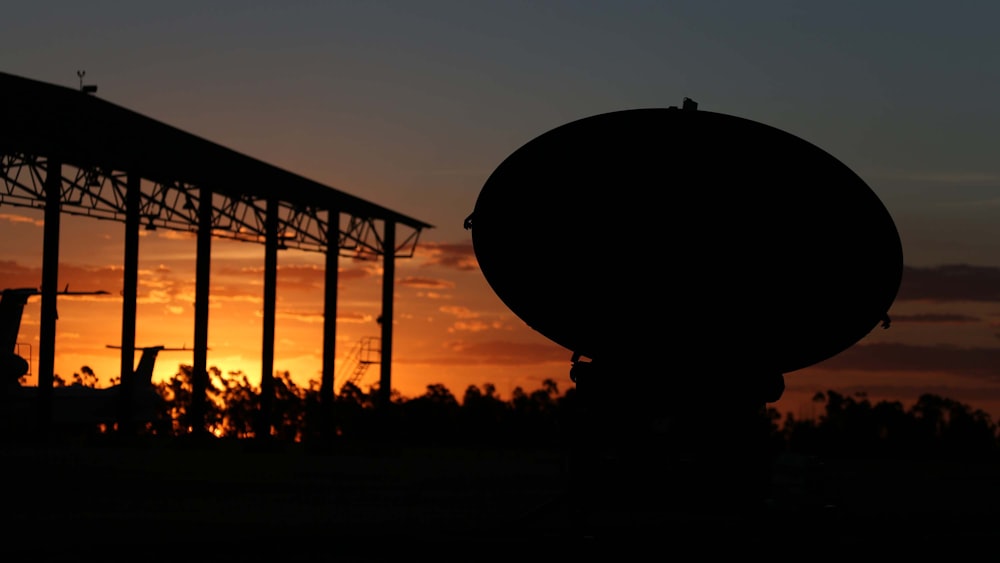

1,287,108,392
465,101,903,529
1,327,183,440
0,71,432,440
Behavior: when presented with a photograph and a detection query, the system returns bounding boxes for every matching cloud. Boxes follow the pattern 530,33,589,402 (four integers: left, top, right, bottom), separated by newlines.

338,311,375,324
334,265,378,283
448,320,507,333
0,260,41,288
416,241,479,271
58,263,125,293
399,276,455,290
0,261,124,295
435,306,515,333
156,230,197,241
439,305,479,319
276,310,325,323
0,265,193,312
891,313,981,324
818,342,1000,380
409,339,569,366
212,296,264,309
277,264,324,282
875,171,1000,186
897,264,1000,303
217,263,374,286
0,213,43,227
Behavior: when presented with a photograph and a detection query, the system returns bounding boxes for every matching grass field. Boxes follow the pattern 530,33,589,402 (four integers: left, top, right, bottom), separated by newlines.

4,439,1000,559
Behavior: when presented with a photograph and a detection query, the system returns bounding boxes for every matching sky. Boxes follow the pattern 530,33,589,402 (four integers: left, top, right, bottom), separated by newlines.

2,1,1000,422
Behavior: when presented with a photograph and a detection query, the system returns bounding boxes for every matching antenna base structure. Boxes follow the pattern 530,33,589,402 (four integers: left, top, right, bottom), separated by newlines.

467,102,902,530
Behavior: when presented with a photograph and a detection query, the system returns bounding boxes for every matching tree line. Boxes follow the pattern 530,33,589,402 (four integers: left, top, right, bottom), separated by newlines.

40,364,1000,461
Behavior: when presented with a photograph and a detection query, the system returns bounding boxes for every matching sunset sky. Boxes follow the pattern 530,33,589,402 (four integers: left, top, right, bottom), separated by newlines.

2,2,1000,421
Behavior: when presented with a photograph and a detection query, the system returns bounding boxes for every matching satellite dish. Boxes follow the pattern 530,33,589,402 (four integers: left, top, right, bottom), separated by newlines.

466,106,903,384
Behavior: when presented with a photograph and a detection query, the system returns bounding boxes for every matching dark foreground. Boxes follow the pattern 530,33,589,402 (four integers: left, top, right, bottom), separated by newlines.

3,440,999,559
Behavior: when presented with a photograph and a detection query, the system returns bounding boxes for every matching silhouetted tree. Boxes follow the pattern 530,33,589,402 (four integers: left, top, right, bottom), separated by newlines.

155,364,226,436
460,383,511,444
139,368,998,461
778,390,999,461
214,370,258,439
272,371,317,442
908,393,998,460
399,383,461,444
71,365,99,388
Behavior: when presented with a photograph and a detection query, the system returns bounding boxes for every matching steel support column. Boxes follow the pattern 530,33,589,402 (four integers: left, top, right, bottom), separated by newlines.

320,211,339,428
117,172,141,434
191,188,212,435
378,220,395,407
36,158,61,438
257,198,279,439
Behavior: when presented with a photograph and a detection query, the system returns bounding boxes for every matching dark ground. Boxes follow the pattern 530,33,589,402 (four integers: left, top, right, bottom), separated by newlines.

3,440,1000,559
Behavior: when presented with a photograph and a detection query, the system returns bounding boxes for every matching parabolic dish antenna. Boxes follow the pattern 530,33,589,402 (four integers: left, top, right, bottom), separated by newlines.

466,104,903,379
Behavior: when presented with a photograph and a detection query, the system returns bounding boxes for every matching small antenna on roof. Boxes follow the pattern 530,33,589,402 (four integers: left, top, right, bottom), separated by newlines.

76,70,98,95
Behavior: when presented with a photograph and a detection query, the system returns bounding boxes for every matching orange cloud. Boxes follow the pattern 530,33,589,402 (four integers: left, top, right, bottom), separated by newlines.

0,261,123,294
0,213,43,227
425,339,568,366
439,305,479,319
448,320,500,333
415,241,478,271
398,276,455,290
338,311,375,324
276,310,325,323
416,291,449,299
157,230,197,241
0,260,41,288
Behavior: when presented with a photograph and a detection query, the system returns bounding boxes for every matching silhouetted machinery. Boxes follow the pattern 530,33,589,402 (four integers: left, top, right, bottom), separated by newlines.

465,101,903,522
